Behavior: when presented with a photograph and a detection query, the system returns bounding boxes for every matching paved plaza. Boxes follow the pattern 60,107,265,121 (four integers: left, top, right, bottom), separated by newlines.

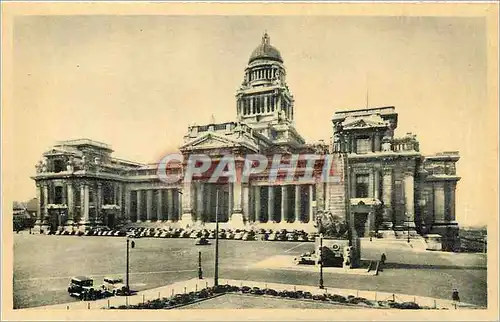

13,233,487,309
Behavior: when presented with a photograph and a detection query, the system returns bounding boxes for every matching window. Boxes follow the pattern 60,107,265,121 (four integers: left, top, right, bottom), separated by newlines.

355,174,370,198
356,137,372,154
53,159,65,173
54,186,64,204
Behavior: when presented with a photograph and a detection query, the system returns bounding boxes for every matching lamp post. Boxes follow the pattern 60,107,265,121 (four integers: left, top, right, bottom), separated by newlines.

126,237,135,294
214,189,219,286
406,212,410,243
319,233,324,289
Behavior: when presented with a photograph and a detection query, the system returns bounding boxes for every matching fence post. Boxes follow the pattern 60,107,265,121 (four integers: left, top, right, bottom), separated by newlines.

195,284,198,292
171,289,174,297
87,302,90,310
67,305,69,310
184,286,187,294
434,299,437,309
107,299,110,309
374,292,377,301
126,296,128,306
142,294,145,304
392,294,395,302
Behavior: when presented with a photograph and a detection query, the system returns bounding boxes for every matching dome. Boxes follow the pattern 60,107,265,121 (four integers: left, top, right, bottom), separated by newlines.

248,32,283,64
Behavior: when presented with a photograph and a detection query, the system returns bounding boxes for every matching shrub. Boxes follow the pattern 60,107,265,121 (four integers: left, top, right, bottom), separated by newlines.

348,297,370,305
329,294,347,303
264,288,278,296
399,302,421,309
241,286,251,293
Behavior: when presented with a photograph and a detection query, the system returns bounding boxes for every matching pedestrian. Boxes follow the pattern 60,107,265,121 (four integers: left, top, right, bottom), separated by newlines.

452,288,460,302
380,253,387,265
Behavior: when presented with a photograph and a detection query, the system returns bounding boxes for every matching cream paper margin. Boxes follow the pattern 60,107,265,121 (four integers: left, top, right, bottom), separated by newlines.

1,2,498,321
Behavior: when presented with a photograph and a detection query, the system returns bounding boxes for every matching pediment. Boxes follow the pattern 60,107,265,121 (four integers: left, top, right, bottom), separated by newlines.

342,115,387,129
181,133,240,151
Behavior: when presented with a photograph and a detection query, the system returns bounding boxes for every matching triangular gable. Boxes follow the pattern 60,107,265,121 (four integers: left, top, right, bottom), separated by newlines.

342,115,387,129
180,132,240,150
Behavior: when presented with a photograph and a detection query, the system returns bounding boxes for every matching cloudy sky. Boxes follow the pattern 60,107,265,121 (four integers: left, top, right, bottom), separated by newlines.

10,14,493,227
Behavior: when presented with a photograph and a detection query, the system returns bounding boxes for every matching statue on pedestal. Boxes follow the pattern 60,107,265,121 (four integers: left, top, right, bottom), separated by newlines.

66,157,74,172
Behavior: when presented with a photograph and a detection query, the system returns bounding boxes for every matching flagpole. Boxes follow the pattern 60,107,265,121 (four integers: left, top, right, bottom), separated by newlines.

214,189,219,286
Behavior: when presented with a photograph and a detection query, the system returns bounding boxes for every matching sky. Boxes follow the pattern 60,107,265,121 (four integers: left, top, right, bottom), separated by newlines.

9,15,493,227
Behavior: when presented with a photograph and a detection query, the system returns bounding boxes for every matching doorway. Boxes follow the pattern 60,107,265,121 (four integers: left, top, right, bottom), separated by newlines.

354,213,368,237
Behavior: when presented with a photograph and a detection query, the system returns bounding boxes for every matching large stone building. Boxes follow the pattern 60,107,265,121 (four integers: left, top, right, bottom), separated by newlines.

31,33,461,250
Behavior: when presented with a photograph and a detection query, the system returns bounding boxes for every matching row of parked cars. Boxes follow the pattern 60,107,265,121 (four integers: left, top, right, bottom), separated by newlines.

125,227,319,242
48,226,320,242
109,283,422,310
67,276,128,301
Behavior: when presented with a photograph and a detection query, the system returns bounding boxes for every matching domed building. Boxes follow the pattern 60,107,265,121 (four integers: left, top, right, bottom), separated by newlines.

31,32,461,251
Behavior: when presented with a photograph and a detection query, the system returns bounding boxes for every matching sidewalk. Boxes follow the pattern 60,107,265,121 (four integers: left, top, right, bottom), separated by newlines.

24,278,478,310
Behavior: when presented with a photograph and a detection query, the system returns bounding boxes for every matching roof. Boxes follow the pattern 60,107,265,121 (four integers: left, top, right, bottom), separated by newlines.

71,276,93,281
249,33,283,64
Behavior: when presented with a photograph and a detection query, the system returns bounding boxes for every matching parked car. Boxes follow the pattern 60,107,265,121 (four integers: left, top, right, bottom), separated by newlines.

234,232,244,240
102,277,127,296
286,232,298,241
68,276,104,300
243,231,255,241
294,251,317,265
195,237,211,246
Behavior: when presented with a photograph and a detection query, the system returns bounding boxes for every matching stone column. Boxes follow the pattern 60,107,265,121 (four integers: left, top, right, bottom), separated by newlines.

80,184,90,224
308,185,314,223
268,186,275,222
434,184,446,224
36,184,42,225
404,171,415,228
281,186,288,223
117,184,123,220
449,183,456,222
62,183,67,205
167,189,174,221
374,134,381,152
146,190,153,221
66,183,74,225
157,189,163,221
180,181,193,225
254,186,261,222
205,185,212,221
95,183,102,224
124,188,131,223
382,168,393,229
196,183,204,223
43,184,49,223
231,165,245,226
295,185,301,223
373,168,380,201
232,182,243,214
136,190,143,222
242,185,250,223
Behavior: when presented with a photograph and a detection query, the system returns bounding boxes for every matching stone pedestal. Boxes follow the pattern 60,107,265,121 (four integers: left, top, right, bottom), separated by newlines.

230,212,245,228
179,212,194,228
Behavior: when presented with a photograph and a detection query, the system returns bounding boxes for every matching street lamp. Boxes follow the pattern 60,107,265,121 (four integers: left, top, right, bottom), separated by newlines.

406,212,410,243
214,189,220,287
126,237,135,294
319,233,324,289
